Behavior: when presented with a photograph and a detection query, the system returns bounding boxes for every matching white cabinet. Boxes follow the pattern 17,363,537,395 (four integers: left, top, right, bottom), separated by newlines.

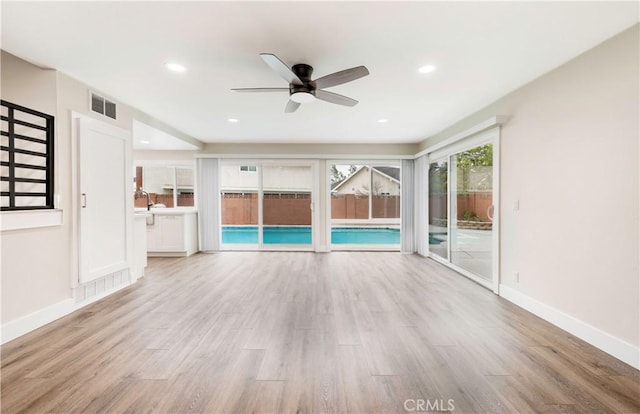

159,215,184,251
146,222,160,251
146,211,198,257
132,215,148,279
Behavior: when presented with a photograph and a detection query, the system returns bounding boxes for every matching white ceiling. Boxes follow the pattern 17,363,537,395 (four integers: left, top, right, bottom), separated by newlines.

2,2,637,145
132,120,200,150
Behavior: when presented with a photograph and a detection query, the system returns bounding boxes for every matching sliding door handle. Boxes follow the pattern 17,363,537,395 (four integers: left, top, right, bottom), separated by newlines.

82,193,87,208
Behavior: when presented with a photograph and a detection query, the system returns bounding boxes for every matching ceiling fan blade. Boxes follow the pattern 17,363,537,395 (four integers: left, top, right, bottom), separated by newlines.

315,90,358,107
260,53,303,86
314,66,369,89
231,88,289,93
285,100,301,113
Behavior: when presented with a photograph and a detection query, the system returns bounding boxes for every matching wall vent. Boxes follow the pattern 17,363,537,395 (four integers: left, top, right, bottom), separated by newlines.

90,92,117,120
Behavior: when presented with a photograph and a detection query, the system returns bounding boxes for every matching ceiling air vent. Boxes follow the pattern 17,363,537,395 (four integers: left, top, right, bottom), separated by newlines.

90,92,117,120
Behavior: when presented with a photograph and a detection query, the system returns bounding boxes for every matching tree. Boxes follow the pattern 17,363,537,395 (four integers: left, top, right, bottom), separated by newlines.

456,144,493,192
330,165,345,187
456,144,493,169
429,162,448,195
429,145,493,194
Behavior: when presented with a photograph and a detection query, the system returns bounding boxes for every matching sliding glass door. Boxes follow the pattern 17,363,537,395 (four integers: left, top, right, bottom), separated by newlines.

450,144,494,280
427,131,499,291
220,163,259,246
220,161,315,250
428,159,448,259
262,165,313,245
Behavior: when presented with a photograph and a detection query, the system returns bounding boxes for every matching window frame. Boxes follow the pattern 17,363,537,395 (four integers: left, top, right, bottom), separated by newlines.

327,160,402,251
1,100,55,211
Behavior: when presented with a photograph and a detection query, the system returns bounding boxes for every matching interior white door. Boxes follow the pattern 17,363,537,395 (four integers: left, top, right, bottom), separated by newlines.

78,117,132,283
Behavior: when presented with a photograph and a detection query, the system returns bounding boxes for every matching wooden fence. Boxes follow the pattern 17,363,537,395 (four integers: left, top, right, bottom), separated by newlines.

331,194,400,219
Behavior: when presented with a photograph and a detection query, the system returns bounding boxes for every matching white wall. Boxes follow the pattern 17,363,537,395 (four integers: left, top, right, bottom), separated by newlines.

420,25,639,351
1,51,70,324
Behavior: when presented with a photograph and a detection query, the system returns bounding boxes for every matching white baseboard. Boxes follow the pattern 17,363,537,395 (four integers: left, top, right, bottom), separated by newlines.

1,279,135,345
1,298,75,344
499,284,639,370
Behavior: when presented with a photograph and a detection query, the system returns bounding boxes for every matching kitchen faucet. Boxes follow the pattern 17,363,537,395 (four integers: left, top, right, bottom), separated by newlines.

135,190,154,211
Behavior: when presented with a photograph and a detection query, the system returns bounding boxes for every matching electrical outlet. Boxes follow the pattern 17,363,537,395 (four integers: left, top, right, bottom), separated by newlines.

513,272,520,283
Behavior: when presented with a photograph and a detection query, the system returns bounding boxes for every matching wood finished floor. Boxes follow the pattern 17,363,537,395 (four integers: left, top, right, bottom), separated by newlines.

1,252,639,414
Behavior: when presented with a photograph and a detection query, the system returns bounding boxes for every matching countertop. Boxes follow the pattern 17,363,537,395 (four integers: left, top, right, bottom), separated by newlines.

134,207,198,215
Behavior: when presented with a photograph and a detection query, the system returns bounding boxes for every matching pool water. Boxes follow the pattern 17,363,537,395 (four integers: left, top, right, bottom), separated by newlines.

222,226,400,245
222,226,310,244
331,227,400,244
429,233,446,244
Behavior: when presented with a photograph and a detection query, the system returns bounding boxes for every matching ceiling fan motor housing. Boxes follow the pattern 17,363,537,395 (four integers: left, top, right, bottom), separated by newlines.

290,63,316,96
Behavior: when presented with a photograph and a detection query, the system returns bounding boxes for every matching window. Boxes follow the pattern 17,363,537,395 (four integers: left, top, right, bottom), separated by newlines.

330,163,401,248
133,162,195,208
240,165,257,172
1,100,55,211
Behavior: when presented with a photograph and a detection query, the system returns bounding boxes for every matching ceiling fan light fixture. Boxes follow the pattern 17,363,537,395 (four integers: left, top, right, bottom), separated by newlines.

290,92,315,104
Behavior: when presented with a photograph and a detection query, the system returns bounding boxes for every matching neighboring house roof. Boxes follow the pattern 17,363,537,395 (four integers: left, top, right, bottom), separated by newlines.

332,166,400,193
374,166,400,181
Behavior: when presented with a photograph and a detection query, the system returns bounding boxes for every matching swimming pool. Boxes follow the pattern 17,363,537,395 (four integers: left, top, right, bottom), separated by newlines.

222,226,400,245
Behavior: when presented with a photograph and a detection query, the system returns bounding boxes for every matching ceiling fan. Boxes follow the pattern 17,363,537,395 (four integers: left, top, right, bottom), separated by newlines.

232,53,369,113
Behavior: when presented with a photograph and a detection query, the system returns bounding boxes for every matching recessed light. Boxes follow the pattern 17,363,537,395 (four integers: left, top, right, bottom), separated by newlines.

140,140,150,144
418,64,436,74
378,119,388,123
166,62,186,72
228,118,239,123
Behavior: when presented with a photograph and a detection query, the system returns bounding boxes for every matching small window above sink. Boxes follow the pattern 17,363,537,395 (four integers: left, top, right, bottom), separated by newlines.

133,161,195,209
